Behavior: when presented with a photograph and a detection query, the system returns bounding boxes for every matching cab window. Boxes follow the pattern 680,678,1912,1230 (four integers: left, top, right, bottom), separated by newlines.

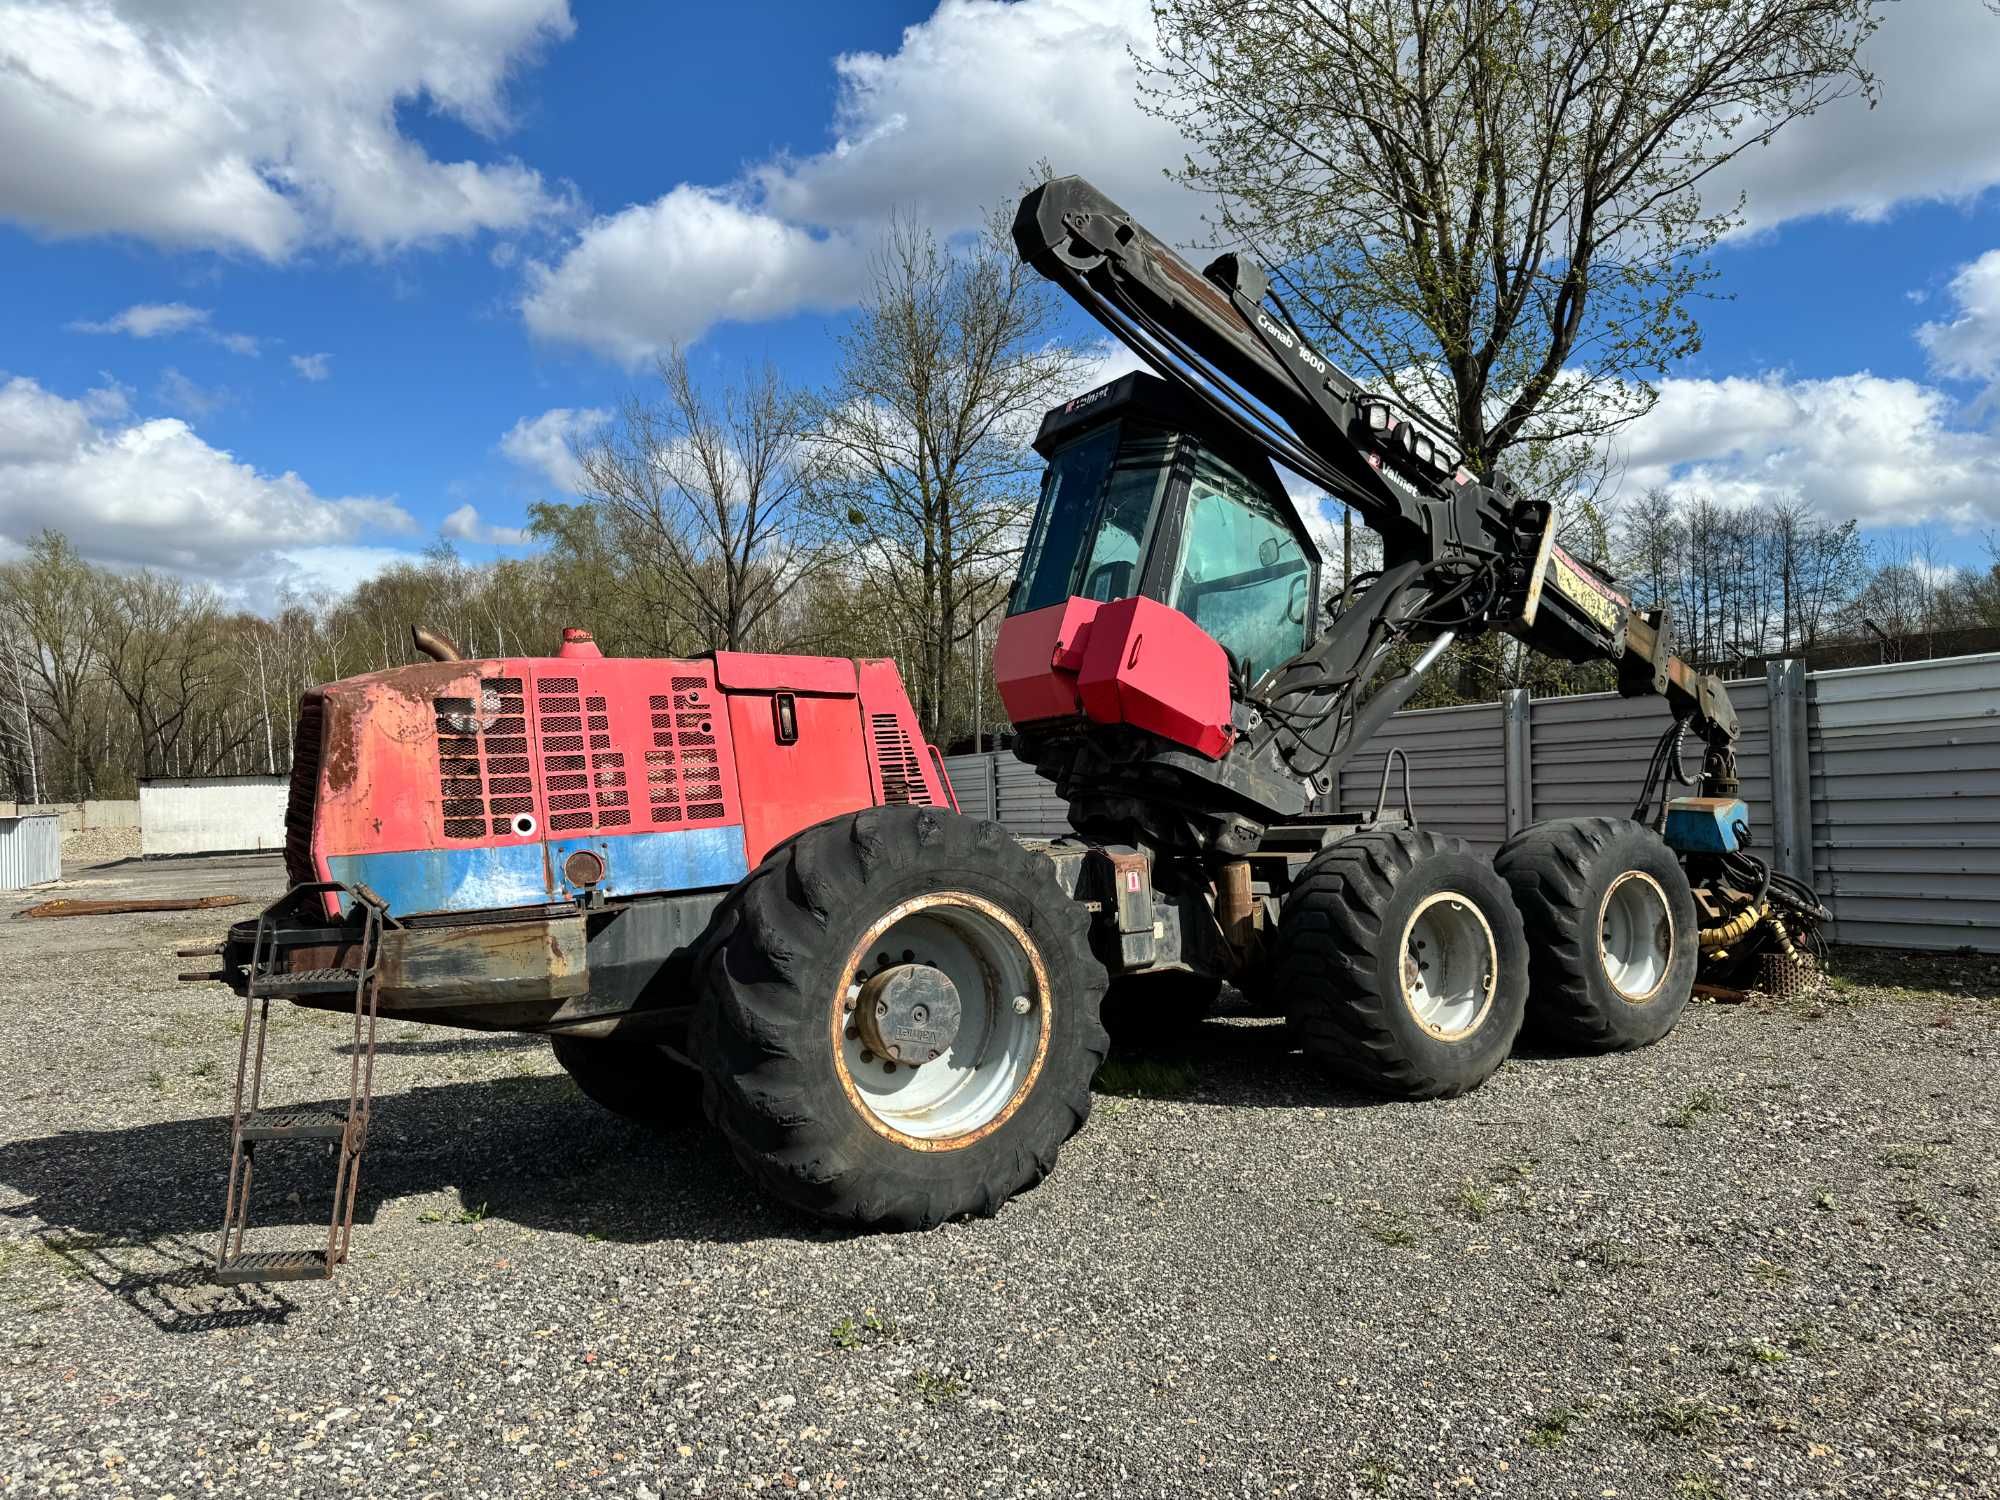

1169,453,1311,681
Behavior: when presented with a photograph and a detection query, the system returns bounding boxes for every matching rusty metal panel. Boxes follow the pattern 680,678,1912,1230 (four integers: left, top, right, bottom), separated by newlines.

0,815,60,890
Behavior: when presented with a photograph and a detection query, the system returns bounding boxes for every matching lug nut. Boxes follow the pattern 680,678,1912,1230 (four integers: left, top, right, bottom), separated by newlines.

881,1060,896,1074
1012,995,1032,1015
859,1048,874,1064
845,1025,860,1041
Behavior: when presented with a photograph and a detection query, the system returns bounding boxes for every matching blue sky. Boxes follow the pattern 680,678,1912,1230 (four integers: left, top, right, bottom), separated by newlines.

5,0,2000,603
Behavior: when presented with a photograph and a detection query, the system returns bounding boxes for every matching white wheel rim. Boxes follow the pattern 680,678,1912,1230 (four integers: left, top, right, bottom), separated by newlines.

1398,892,1497,1041
1599,870,1673,1002
832,892,1050,1148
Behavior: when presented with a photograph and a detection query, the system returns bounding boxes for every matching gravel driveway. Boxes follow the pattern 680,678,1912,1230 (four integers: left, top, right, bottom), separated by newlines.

1,854,1995,1498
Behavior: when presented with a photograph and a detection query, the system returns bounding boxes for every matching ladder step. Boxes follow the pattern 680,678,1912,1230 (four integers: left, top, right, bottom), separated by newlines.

213,1249,332,1285
239,1109,348,1143
258,967,364,996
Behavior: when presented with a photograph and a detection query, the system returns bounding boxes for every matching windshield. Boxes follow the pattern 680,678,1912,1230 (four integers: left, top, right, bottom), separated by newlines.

1012,426,1177,614
1169,454,1310,681
1012,426,1116,615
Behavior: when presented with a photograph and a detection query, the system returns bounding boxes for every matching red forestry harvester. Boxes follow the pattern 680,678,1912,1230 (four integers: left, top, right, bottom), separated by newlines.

192,176,1823,1283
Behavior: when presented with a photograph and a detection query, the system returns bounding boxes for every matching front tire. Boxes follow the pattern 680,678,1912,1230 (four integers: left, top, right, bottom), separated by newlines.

1494,817,1697,1051
550,1034,702,1127
1275,828,1528,1099
695,806,1109,1230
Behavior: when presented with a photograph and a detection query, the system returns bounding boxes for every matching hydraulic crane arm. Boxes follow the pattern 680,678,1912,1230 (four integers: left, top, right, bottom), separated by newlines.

1012,176,1739,776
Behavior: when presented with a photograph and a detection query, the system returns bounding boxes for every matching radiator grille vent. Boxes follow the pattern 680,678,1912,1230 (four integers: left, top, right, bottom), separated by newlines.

284,694,324,884
434,677,526,838
871,713,934,806
645,674,724,823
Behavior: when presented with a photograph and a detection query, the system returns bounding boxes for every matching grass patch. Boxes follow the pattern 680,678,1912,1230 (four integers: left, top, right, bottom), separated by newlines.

1523,1409,1573,1449
1812,1188,1837,1212
913,1369,963,1407
1455,1178,1494,1221
0,1238,83,1307
1364,1218,1419,1248
1743,1339,1789,1365
1895,1199,1943,1230
1093,1057,1197,1098
1650,1398,1722,1438
1662,1087,1722,1131
1355,1456,1400,1495
1747,1257,1793,1286
1582,1238,1649,1271
418,1202,488,1226
831,1310,896,1350
1674,1474,1725,1499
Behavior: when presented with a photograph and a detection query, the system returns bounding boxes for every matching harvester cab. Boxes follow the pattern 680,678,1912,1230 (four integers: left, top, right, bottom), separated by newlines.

192,172,1828,1283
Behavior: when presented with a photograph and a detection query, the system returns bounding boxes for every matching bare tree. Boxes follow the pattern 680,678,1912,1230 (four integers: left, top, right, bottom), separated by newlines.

577,351,827,654
1142,0,1883,476
809,208,1094,738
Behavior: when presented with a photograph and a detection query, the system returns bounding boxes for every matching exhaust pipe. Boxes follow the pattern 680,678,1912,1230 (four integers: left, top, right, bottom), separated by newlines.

411,625,463,662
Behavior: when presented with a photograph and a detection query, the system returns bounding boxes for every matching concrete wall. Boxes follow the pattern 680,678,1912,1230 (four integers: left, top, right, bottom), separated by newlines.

2,800,143,833
139,776,286,857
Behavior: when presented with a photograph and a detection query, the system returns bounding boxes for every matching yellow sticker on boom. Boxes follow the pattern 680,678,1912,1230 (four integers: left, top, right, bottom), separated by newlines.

1550,552,1621,635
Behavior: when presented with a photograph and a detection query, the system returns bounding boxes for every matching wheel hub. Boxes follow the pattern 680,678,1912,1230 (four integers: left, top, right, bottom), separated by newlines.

854,963,962,1066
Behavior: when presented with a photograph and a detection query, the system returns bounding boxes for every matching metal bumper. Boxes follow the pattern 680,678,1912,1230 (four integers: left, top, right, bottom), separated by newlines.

221,906,590,1029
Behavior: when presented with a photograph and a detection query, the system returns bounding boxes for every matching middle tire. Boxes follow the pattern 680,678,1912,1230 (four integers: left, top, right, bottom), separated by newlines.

1275,827,1529,1099
694,805,1109,1230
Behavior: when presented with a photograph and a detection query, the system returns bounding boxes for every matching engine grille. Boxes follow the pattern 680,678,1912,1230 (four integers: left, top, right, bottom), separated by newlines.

434,677,530,838
537,676,633,833
871,713,935,806
645,676,726,824
283,694,324,885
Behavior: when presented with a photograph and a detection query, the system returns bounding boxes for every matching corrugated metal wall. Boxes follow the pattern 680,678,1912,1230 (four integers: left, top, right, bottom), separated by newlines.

1807,653,2000,949
941,650,2000,951
139,776,288,857
0,815,61,889
1340,701,1507,853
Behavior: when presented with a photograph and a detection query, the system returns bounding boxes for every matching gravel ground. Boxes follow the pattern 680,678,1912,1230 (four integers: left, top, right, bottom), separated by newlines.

0,855,1995,1499
59,828,143,865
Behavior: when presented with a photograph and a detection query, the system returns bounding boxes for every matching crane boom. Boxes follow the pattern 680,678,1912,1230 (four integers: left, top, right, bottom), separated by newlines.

1011,176,1739,774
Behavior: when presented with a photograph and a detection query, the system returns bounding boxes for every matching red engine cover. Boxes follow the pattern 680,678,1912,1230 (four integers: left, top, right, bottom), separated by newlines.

994,596,1232,760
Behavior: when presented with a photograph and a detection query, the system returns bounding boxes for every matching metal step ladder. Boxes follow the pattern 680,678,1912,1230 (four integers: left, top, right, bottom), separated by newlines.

214,883,386,1286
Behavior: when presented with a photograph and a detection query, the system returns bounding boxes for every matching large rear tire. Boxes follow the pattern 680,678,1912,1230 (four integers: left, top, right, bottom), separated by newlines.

1494,817,1697,1051
694,806,1109,1230
549,1035,701,1127
1275,828,1528,1099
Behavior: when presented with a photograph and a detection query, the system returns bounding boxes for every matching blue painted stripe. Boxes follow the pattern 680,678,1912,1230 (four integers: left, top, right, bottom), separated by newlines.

328,824,748,917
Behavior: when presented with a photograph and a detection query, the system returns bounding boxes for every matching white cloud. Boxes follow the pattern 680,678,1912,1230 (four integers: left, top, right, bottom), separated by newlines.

1917,249,2000,385
1607,371,2000,530
522,0,1188,361
69,302,208,338
0,0,576,260
441,503,531,547
1709,3,2000,234
70,300,261,355
290,352,333,382
522,188,871,363
498,405,607,492
0,373,415,579
153,366,230,419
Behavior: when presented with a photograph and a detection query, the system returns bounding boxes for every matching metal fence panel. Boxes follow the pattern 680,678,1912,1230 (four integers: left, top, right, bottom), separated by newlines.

139,776,288,856
0,815,60,889
1525,678,1774,841
927,650,2000,951
1339,701,1507,853
1807,652,2000,950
